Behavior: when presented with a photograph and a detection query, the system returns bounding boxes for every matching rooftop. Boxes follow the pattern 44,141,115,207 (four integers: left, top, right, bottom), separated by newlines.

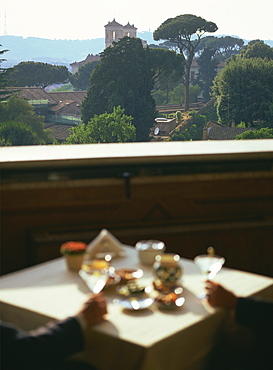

204,121,256,140
44,124,73,142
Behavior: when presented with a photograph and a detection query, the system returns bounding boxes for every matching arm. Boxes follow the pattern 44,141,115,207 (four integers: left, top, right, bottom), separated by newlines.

205,281,238,309
235,296,273,330
205,281,273,329
1,293,107,370
1,317,83,370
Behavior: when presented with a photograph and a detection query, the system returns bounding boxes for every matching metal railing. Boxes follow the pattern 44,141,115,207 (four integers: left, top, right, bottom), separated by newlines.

46,114,82,125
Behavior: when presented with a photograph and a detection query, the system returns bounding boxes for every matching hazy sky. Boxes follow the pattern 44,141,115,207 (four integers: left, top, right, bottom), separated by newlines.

1,0,273,41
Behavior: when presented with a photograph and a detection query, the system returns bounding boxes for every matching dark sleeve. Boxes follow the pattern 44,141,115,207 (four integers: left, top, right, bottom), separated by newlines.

235,297,273,330
1,317,84,370
235,297,273,368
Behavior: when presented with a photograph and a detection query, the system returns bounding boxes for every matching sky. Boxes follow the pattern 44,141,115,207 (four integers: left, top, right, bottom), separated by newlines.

0,0,273,41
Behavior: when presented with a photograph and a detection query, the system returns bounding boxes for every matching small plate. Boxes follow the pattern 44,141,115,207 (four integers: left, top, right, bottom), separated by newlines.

156,294,185,310
153,281,184,295
115,268,143,281
113,296,154,310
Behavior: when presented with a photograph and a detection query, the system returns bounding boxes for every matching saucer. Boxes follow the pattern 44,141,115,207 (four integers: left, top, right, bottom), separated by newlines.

113,296,154,310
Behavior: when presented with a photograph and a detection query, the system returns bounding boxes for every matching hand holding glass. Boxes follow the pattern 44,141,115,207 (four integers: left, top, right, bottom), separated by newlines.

194,253,225,298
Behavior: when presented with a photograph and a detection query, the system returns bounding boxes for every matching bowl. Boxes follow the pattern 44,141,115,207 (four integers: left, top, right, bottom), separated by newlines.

135,240,166,265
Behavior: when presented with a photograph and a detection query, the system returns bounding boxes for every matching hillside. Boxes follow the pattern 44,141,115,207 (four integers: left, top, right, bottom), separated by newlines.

0,31,157,69
1,33,272,70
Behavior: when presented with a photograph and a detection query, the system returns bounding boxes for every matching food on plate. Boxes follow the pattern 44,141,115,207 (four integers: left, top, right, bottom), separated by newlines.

81,259,110,272
115,268,143,281
153,280,183,295
155,292,185,309
117,281,146,296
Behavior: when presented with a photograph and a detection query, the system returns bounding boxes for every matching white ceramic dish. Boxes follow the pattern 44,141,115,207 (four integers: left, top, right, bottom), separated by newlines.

135,240,166,265
113,296,154,310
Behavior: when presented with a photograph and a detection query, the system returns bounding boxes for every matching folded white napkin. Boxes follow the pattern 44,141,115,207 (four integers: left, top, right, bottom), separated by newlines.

85,229,125,259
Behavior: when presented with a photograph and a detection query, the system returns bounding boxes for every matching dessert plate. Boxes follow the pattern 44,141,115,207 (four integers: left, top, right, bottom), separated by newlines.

113,296,154,310
156,295,185,310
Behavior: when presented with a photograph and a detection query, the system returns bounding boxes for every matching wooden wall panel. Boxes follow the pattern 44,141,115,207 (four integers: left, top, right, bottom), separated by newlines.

1,171,273,276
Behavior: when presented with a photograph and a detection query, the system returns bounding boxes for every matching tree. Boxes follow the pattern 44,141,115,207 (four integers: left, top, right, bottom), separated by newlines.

212,58,273,126
235,128,273,139
0,121,39,146
6,61,70,89
170,114,207,141
265,102,273,125
0,45,11,101
65,106,136,144
82,37,156,141
69,60,100,90
196,47,219,102
168,83,200,105
239,40,273,60
196,36,244,59
176,111,182,123
153,14,218,110
148,47,184,92
152,89,168,105
0,95,53,144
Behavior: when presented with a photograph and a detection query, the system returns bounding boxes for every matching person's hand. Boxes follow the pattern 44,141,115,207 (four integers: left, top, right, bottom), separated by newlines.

205,281,238,310
77,293,107,328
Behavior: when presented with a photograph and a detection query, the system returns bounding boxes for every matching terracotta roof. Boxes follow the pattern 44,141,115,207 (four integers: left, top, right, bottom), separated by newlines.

7,87,53,102
6,87,87,107
152,118,177,136
45,124,73,142
48,100,75,112
208,127,256,140
48,91,87,105
204,121,256,140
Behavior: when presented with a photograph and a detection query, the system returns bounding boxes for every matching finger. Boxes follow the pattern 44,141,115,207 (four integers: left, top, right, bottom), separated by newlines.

205,280,216,287
205,286,214,293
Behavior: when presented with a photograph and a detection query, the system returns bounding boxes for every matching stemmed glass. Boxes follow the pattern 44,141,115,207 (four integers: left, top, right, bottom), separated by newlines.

79,254,112,294
194,247,225,298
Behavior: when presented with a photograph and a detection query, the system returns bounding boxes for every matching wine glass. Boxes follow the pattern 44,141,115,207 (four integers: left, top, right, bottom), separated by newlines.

194,247,225,298
79,254,112,294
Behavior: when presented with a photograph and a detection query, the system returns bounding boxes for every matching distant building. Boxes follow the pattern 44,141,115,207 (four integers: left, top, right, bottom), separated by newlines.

189,58,225,82
70,19,147,73
8,87,87,141
150,117,177,139
202,121,256,140
70,54,100,74
105,19,147,48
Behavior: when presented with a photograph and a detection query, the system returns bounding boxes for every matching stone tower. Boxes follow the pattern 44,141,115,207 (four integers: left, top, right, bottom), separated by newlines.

123,22,137,38
105,19,137,48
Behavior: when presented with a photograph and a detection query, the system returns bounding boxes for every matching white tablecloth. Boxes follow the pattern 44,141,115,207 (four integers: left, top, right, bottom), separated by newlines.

1,246,273,370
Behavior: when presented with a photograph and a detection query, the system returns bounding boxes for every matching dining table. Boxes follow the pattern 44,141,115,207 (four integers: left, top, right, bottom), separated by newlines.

1,244,273,370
